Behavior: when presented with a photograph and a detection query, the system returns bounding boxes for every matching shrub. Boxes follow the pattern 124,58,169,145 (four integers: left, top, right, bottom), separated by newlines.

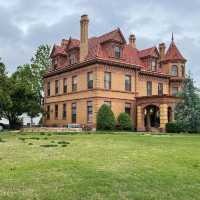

117,112,133,131
166,122,183,133
96,104,116,130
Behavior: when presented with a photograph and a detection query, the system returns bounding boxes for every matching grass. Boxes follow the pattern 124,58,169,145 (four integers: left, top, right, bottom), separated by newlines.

0,132,200,200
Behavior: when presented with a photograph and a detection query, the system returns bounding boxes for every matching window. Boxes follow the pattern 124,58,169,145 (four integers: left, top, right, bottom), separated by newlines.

87,101,93,123
151,59,157,71
147,81,152,96
181,65,185,77
63,78,67,93
87,72,93,89
63,103,67,119
172,87,178,96
55,104,58,119
55,80,60,95
104,72,111,90
47,105,50,120
114,46,121,58
69,54,76,65
72,103,77,123
171,65,178,76
47,81,51,96
72,76,77,92
125,75,131,91
125,103,131,115
158,83,163,96
104,101,111,107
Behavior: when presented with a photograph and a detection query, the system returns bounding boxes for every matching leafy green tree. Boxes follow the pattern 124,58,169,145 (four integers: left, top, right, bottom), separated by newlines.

175,74,200,133
31,44,52,100
96,104,116,130
117,112,133,131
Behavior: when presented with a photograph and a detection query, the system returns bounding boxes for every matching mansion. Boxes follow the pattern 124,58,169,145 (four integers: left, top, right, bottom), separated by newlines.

43,15,186,131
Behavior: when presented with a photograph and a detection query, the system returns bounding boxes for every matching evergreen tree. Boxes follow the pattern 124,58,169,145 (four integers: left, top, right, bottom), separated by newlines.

175,74,200,133
96,104,116,130
117,112,133,131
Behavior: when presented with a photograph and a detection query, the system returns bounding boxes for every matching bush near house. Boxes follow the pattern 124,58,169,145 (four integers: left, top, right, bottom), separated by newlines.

166,122,183,133
117,112,133,131
96,104,116,130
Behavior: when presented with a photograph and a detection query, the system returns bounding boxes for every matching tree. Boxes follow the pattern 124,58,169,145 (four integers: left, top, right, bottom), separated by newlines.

117,112,133,131
96,104,116,130
175,74,200,133
31,44,52,100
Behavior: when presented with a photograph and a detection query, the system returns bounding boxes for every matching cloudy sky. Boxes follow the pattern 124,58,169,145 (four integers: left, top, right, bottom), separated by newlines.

0,0,200,86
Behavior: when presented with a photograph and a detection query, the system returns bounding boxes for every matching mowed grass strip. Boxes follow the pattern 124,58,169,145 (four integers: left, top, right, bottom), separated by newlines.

0,132,200,200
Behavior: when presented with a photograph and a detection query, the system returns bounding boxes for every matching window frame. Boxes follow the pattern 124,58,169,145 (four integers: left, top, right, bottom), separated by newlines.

87,101,93,123
87,72,93,89
71,103,77,123
172,87,178,96
72,75,77,92
55,80,60,95
151,58,157,71
158,83,163,96
55,104,58,120
114,46,121,59
147,81,152,96
125,75,132,91
104,72,111,90
125,103,131,116
63,103,67,120
63,78,67,94
171,65,178,76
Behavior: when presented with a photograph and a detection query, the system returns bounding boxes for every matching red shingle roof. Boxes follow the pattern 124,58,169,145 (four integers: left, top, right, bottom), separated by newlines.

139,47,158,58
50,45,67,57
164,41,186,62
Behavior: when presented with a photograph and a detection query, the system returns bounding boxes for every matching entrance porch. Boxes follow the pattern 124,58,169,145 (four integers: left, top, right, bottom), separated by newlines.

136,95,181,132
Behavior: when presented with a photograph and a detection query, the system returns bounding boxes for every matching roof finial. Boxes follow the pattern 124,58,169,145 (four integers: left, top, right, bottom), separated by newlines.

171,32,174,42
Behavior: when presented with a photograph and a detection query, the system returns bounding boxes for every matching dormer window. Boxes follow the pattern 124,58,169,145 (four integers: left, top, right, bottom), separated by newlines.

171,65,178,76
53,58,58,70
151,59,157,71
114,46,121,59
69,54,76,65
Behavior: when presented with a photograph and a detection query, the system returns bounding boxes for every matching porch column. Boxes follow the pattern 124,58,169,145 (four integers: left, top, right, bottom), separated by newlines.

137,106,145,131
160,104,168,131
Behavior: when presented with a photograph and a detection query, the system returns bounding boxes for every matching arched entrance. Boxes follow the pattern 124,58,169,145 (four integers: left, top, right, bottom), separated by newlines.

144,105,160,131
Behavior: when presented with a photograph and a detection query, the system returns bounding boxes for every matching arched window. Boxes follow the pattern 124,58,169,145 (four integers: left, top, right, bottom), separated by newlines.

171,65,178,76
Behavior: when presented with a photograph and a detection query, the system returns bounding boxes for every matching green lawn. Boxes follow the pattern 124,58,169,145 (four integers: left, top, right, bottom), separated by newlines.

0,132,200,200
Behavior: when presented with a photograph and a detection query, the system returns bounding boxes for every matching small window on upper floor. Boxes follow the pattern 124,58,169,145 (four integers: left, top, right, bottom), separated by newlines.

171,65,178,76
181,65,185,77
151,59,157,71
172,87,178,96
69,54,76,65
114,46,121,59
147,81,152,96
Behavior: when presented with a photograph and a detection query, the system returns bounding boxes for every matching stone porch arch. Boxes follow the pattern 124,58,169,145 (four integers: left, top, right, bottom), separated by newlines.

136,95,180,132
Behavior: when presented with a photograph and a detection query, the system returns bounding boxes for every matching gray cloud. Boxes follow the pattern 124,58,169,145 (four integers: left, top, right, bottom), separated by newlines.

0,0,200,86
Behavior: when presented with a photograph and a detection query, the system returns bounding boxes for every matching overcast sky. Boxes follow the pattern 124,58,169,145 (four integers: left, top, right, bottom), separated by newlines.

0,0,200,86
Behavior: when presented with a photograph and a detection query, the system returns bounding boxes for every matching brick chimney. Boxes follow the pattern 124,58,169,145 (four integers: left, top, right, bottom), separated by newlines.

159,43,166,60
80,14,89,62
129,34,136,48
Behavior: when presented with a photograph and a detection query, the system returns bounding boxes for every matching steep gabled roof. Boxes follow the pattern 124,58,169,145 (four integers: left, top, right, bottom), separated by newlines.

50,45,67,58
139,47,159,58
98,28,126,44
164,41,186,62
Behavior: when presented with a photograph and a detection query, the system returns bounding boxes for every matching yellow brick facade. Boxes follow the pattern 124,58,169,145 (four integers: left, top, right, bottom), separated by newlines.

43,63,179,131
